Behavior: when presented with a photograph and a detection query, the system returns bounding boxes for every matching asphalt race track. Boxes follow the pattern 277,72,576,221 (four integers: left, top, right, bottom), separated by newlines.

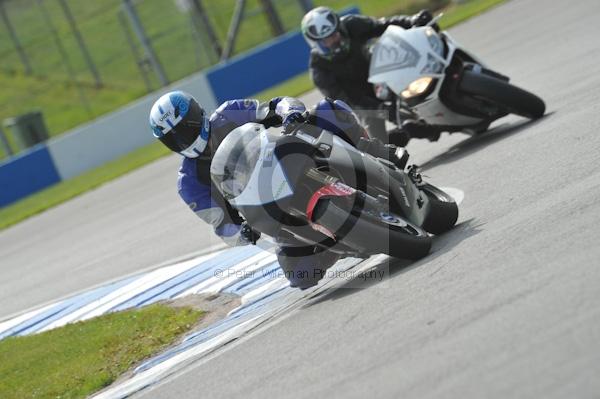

2,0,600,397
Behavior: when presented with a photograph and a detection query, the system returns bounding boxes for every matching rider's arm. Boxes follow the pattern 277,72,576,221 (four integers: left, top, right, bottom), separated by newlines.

177,158,246,246
310,60,381,109
342,14,412,41
211,97,305,129
310,61,351,104
210,99,264,129
252,97,308,128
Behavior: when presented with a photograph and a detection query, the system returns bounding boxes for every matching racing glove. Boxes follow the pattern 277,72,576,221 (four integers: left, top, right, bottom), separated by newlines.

274,97,309,133
282,111,310,135
410,9,433,26
410,9,439,31
282,111,306,128
239,222,261,245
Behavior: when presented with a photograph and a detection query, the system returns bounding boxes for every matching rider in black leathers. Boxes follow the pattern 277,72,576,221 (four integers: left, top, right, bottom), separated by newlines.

302,7,438,144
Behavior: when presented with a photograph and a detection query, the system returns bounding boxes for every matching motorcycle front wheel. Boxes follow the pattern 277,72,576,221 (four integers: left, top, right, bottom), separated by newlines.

420,184,459,235
459,70,546,119
312,197,432,260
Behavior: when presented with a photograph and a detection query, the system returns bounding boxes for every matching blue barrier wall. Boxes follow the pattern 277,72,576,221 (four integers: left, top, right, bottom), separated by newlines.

206,32,310,104
0,145,60,207
206,6,359,103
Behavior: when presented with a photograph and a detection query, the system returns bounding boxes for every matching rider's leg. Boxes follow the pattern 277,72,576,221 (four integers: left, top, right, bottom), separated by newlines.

387,127,411,147
358,114,387,142
276,244,340,290
402,119,442,142
310,98,409,168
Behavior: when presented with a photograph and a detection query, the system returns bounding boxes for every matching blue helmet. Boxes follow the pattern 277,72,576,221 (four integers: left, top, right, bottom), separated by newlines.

149,91,210,158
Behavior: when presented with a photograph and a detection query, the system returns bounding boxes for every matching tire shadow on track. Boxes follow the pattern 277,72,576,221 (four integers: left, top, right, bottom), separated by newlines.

419,112,554,171
304,218,483,305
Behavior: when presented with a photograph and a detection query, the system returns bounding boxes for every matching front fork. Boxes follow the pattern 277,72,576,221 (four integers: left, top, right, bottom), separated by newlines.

395,96,418,127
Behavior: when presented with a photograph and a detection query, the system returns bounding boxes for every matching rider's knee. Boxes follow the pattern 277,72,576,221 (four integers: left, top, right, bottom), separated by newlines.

277,246,339,289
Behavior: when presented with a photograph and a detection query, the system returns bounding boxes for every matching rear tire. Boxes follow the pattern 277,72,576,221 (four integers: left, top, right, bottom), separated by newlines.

313,198,432,260
460,70,545,119
420,184,459,235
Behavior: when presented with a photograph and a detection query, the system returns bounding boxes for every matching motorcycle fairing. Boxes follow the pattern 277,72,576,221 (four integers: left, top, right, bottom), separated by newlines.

311,130,430,227
305,182,357,240
225,124,294,207
369,26,492,127
369,26,447,94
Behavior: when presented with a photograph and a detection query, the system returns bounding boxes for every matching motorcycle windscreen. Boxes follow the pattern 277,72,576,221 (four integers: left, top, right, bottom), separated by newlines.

210,124,262,201
368,26,447,95
210,123,293,207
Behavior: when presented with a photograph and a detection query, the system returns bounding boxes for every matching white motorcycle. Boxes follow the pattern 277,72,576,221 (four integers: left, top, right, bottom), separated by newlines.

368,16,545,138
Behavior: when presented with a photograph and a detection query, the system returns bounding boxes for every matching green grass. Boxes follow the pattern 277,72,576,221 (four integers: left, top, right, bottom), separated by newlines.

0,0,506,231
0,0,452,160
438,0,506,27
0,303,204,399
0,72,144,152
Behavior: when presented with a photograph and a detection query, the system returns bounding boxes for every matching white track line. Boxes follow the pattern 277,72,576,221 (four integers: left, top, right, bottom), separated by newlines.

39,252,220,332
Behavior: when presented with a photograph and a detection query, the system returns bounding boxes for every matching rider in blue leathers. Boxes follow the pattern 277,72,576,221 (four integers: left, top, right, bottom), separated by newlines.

150,92,382,289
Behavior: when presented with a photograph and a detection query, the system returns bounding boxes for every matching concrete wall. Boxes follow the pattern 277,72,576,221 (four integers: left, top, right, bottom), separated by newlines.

0,71,218,206
47,73,218,181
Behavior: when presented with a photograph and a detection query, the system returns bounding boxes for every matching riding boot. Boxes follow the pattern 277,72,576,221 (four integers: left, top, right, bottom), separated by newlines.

387,127,411,147
277,245,340,290
402,119,441,142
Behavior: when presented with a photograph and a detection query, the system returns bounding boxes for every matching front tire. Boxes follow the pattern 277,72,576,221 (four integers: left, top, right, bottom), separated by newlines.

420,184,459,235
313,198,432,260
460,70,545,119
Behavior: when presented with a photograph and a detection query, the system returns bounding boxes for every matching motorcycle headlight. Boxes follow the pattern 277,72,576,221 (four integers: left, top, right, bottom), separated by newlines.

401,77,434,99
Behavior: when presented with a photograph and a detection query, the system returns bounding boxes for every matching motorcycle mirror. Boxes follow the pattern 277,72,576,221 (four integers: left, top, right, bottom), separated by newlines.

428,13,444,26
